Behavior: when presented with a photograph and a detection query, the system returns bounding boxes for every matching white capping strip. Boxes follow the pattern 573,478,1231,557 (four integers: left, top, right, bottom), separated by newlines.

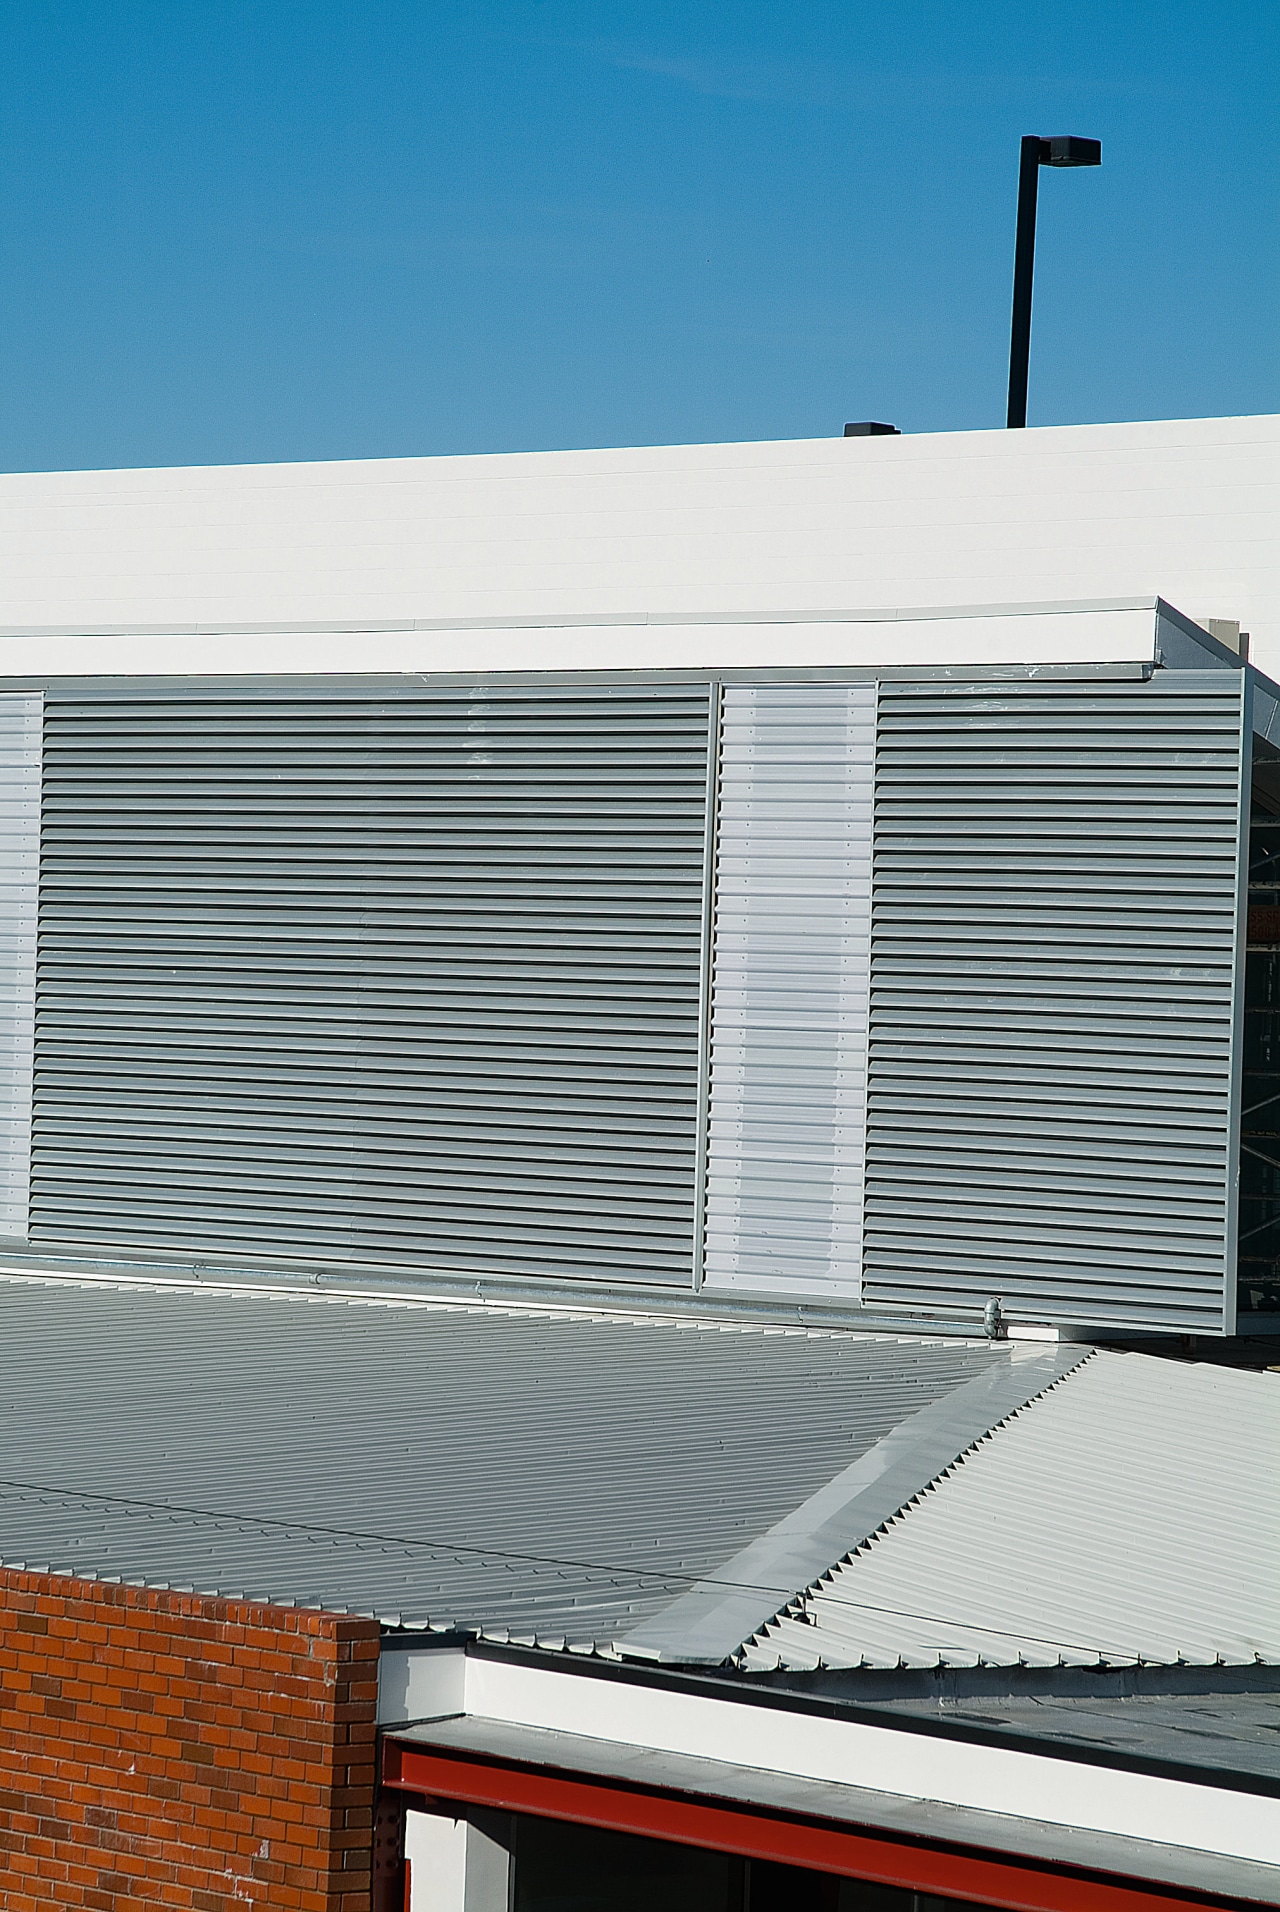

0,1263,987,1339
0,606,1160,679
377,1649,1280,1870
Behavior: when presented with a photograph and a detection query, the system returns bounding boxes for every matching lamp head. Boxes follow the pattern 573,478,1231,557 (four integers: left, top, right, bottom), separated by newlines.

1041,135,1101,167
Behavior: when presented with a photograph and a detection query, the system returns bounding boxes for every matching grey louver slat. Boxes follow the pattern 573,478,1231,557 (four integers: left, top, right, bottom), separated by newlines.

702,685,873,1298
33,687,710,1283
863,672,1247,1333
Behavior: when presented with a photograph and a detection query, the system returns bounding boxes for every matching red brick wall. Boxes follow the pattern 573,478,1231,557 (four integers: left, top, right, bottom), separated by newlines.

0,1567,380,1911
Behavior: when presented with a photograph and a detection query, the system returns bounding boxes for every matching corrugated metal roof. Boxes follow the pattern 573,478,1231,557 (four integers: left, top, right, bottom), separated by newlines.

0,1273,1014,1647
744,1351,1280,1672
615,1347,1082,1663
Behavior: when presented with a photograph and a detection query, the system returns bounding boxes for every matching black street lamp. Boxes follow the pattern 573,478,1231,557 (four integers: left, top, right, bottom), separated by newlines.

1006,135,1102,429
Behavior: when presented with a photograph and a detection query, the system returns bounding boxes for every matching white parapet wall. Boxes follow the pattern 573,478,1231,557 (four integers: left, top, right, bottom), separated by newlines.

0,412,1276,668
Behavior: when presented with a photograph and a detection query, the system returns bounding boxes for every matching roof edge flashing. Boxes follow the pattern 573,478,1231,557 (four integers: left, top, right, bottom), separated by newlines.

1150,598,1280,742
0,601,1160,682
0,596,1161,640
613,1349,1091,1667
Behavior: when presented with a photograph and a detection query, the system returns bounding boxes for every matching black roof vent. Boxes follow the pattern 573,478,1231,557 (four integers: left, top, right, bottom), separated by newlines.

844,421,900,436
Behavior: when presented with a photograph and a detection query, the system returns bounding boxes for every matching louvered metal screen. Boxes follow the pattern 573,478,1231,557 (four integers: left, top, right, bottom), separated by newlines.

702,685,873,1297
32,685,710,1284
863,672,1247,1334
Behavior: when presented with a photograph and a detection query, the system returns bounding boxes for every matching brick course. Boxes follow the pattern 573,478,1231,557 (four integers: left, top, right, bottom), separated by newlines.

0,1568,380,1911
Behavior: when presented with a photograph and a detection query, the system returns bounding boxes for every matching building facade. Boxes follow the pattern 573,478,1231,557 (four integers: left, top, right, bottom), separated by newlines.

0,598,1271,1334
0,414,1277,1908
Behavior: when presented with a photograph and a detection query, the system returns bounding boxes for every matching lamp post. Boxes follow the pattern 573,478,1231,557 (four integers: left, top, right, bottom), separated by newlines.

1006,135,1101,429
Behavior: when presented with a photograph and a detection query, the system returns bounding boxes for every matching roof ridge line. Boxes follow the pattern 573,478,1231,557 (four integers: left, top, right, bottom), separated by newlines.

612,1348,1092,1667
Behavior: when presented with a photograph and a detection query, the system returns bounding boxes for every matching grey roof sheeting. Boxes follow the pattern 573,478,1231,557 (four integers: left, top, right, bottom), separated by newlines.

745,1350,1280,1672
0,1273,1042,1647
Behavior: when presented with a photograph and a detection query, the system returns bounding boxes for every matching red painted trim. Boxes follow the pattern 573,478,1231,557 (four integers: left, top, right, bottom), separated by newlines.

382,1739,1234,1912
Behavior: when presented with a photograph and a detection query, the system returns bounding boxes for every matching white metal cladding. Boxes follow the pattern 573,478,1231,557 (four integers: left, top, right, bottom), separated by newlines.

863,671,1247,1334
703,685,874,1298
0,697,40,1240
31,685,710,1283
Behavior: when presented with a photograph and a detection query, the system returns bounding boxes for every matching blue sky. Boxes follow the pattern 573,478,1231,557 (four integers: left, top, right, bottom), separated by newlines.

0,1,1276,469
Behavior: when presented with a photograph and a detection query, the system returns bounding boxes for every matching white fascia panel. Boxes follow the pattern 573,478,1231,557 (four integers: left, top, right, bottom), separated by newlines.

378,1650,1280,1870
0,604,1158,680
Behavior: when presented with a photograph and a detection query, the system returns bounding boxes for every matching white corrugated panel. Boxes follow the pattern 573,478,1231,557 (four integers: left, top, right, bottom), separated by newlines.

0,696,40,1239
702,685,874,1299
744,1351,1280,1671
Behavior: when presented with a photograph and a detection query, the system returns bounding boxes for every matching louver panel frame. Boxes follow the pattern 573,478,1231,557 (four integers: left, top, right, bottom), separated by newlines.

862,671,1248,1334
32,684,711,1285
